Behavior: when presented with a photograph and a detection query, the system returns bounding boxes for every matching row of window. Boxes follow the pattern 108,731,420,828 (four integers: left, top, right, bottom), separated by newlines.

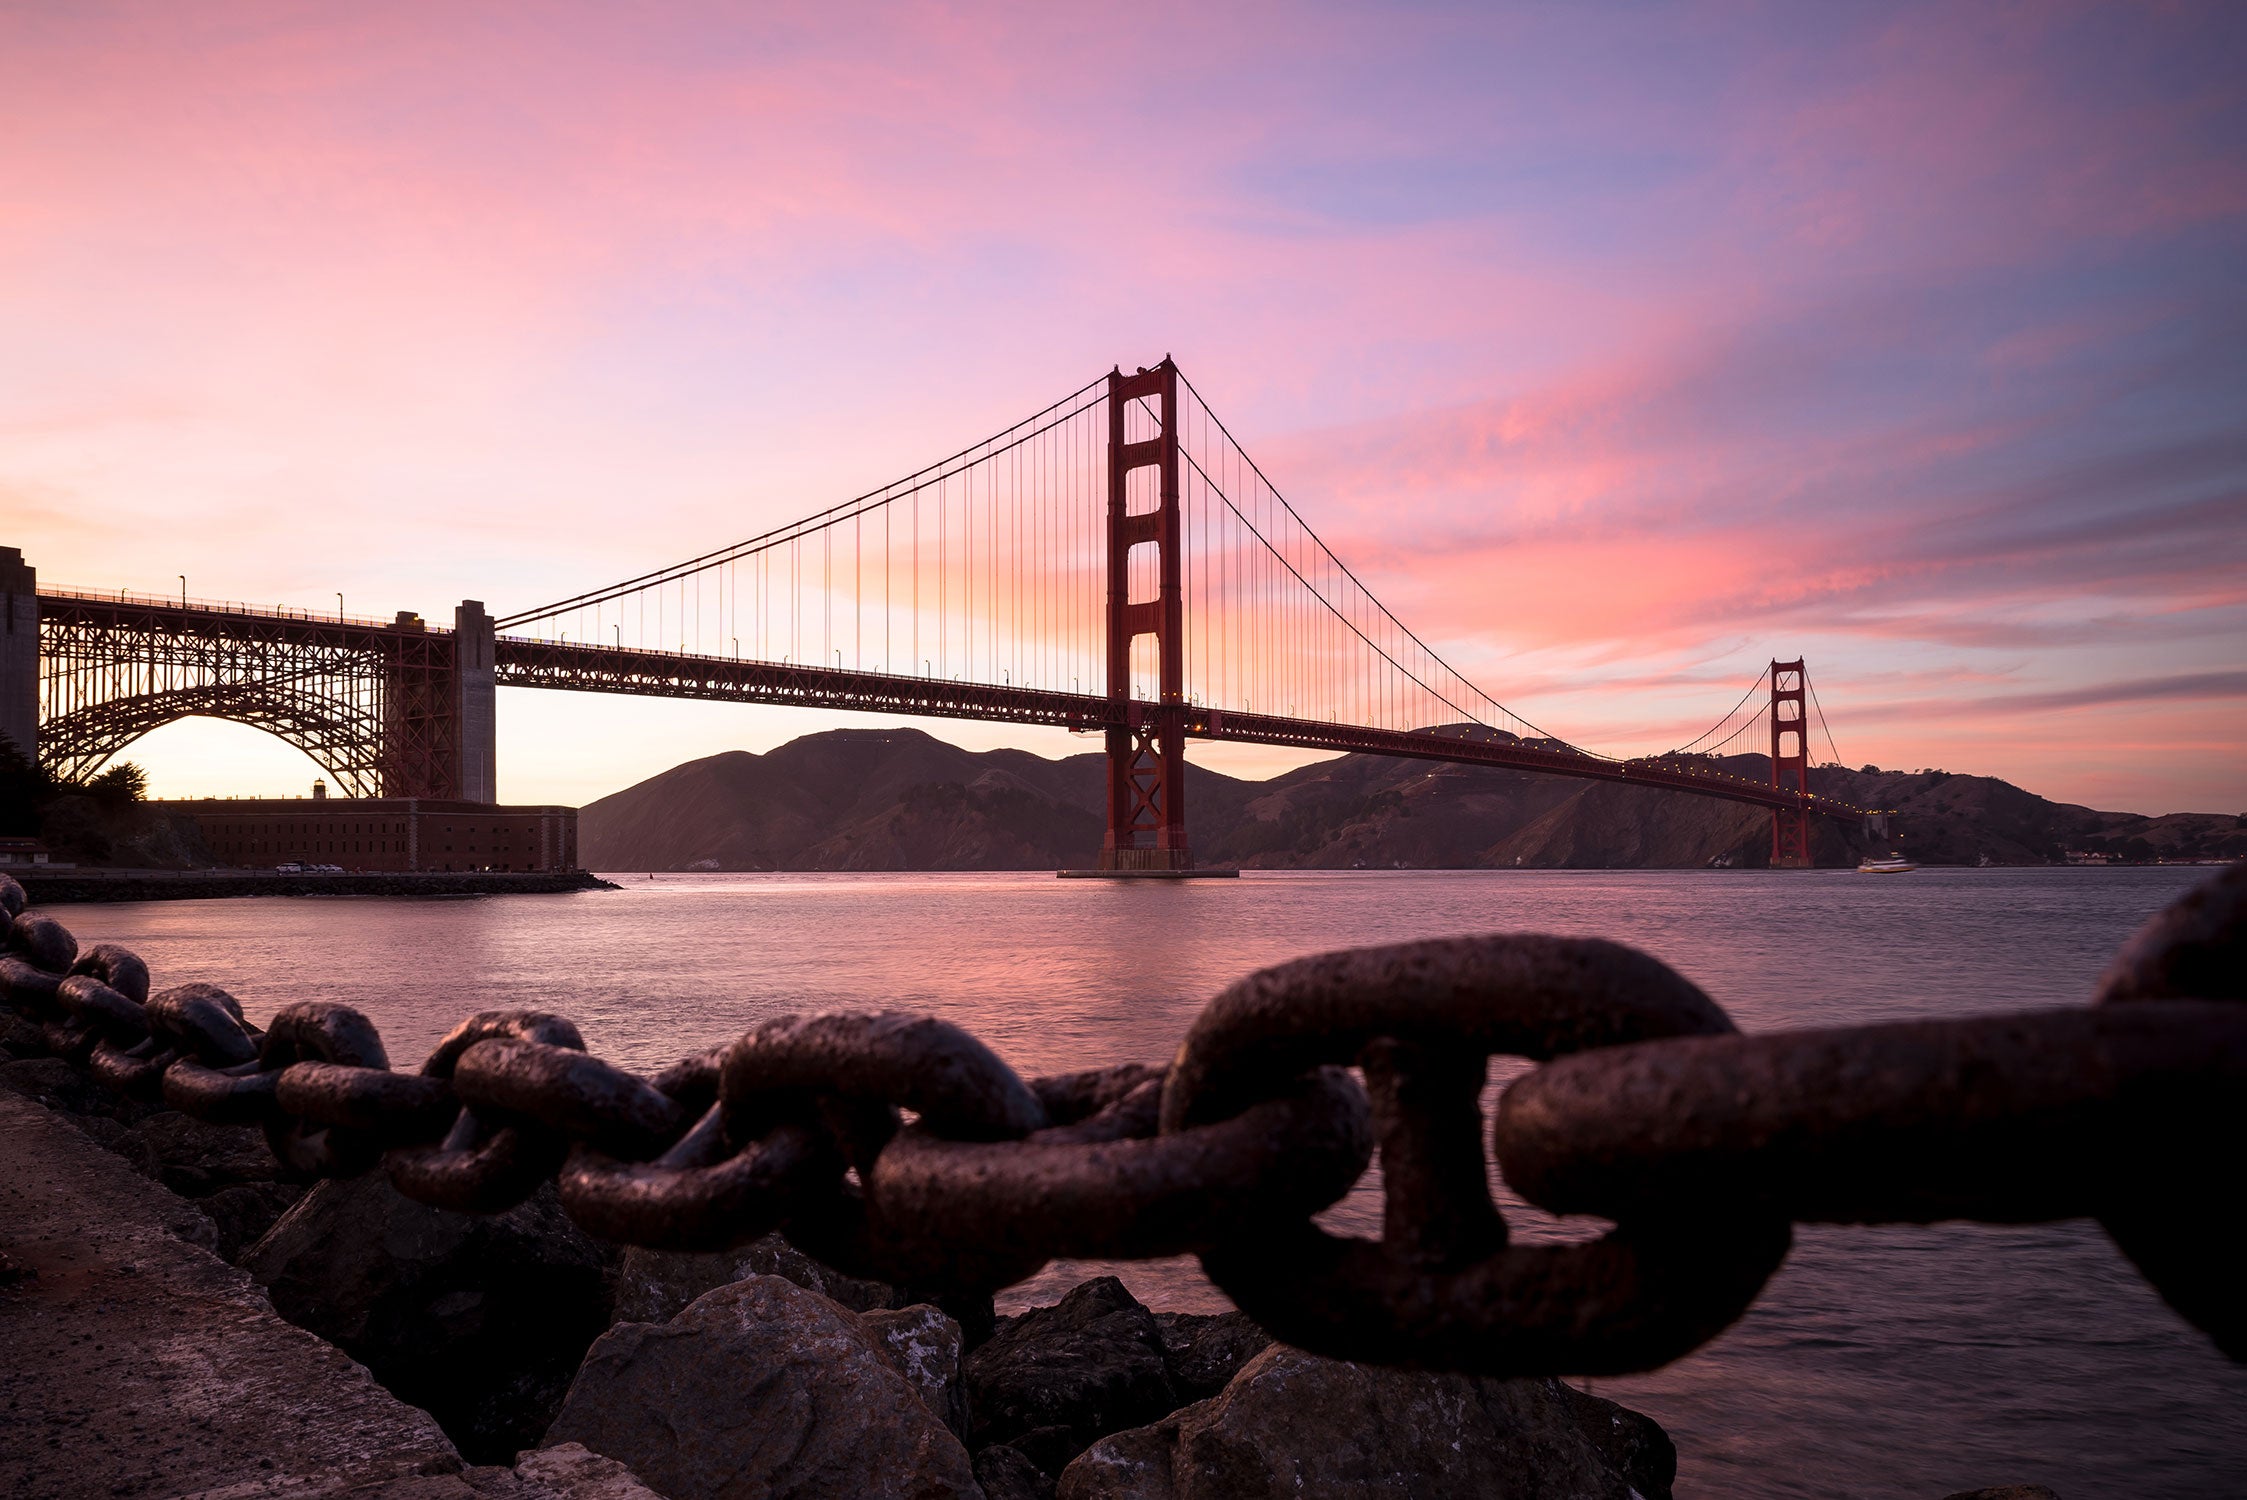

211,824,548,842
210,822,406,837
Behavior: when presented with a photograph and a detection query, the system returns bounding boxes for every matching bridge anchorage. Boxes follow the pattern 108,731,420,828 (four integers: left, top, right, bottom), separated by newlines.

2,357,1863,867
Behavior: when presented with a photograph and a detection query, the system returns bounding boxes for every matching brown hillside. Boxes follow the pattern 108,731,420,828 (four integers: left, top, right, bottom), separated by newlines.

579,728,2244,871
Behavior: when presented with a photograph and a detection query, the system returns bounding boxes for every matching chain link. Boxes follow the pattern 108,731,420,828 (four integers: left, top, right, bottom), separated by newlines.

2,863,2240,1377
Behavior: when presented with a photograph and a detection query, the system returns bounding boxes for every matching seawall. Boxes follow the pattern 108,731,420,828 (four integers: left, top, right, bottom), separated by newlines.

12,868,618,904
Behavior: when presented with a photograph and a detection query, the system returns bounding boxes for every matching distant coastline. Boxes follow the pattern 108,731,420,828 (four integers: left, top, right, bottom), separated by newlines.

580,727,2247,874
13,868,617,904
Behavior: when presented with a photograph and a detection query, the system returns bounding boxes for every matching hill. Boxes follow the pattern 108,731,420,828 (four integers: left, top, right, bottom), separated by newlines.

578,727,2246,872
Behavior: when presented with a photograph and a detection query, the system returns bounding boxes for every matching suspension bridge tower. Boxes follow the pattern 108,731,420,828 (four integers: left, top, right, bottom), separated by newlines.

1096,360,1198,872
1769,658,1812,868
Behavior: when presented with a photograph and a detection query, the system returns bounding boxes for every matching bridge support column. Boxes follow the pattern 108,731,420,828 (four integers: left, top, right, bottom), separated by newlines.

1770,657,1811,868
453,600,496,803
1099,361,1194,872
0,549,34,766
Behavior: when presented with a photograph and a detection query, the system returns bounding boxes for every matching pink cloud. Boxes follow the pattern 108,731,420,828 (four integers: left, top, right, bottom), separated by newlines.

2,1,2241,813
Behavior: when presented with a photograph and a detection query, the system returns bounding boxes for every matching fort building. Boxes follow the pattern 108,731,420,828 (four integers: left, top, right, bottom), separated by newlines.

168,786,577,873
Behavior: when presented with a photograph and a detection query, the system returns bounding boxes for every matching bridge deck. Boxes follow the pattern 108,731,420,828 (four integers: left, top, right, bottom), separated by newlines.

27,593,1857,822
493,637,1861,821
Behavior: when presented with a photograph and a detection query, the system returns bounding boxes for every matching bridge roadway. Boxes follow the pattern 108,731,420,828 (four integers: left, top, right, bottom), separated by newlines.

21,588,1856,823
495,636,1861,823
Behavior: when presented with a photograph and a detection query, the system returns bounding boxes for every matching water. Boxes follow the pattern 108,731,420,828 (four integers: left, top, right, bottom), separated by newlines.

59,867,2247,1498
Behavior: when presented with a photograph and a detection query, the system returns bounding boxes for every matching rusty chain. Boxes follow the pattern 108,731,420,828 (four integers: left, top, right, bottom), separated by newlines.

2,863,2241,1377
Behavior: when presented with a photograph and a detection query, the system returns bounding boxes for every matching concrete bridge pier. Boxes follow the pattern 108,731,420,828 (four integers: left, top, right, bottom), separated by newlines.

1,548,35,763
453,599,497,804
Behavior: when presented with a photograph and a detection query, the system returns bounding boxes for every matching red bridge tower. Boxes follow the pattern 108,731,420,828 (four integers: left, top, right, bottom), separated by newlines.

1098,361,1195,871
1769,657,1812,868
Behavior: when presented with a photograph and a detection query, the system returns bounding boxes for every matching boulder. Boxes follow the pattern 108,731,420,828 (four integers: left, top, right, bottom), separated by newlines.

965,1277,1178,1467
544,1274,980,1500
1056,1344,1674,1500
1553,1378,1673,1499
1153,1311,1272,1403
241,1173,610,1465
199,1179,307,1261
975,1443,1057,1500
512,1442,670,1499
3,1012,47,1056
862,1302,968,1433
610,1233,905,1325
65,1109,162,1177
1004,1426,1085,1478
129,1109,280,1197
1,1055,131,1119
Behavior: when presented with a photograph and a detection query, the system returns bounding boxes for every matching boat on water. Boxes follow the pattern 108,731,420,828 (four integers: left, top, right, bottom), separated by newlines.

1858,854,1919,874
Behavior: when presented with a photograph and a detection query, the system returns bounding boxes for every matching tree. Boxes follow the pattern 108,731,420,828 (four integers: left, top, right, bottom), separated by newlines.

0,732,57,835
86,762,148,808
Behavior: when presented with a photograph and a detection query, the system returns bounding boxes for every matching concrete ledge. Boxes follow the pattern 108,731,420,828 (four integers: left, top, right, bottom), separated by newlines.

15,870,618,904
1055,868,1241,880
0,1089,466,1498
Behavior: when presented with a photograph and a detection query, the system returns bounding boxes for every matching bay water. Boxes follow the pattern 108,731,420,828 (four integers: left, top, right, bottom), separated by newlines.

63,867,2247,1497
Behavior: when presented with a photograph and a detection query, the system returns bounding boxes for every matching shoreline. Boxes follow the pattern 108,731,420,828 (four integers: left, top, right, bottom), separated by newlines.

11,868,619,903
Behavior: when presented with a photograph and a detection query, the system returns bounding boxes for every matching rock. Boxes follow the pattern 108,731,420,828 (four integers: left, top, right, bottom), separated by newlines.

1153,1311,1272,1403
965,1277,1178,1467
975,1442,1058,1500
2,1012,46,1056
611,1233,996,1346
352,1447,669,1499
0,1086,464,1499
1,1054,128,1118
242,1172,610,1465
1056,1344,1674,1500
200,1179,307,1260
545,1273,981,1500
610,1232,907,1324
1006,1425,1085,1478
513,1441,670,1499
67,1109,162,1177
1941,1489,2061,1500
0,1245,31,1285
129,1108,279,1196
1553,1378,1674,1500
863,1302,968,1433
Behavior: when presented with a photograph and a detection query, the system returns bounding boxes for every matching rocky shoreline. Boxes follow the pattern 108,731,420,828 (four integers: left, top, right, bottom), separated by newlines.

12,867,619,904
0,1035,2070,1500
1,1030,1675,1499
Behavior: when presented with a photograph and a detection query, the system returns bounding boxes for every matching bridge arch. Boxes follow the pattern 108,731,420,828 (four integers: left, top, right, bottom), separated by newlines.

39,681,385,796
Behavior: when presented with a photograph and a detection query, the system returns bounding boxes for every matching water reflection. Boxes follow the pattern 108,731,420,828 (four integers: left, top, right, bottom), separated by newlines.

71,867,2247,1498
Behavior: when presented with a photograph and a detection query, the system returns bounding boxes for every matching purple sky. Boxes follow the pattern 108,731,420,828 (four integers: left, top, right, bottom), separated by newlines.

4,2,2242,812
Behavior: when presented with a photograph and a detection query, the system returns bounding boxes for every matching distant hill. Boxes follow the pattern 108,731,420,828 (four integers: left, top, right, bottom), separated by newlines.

578,727,2246,871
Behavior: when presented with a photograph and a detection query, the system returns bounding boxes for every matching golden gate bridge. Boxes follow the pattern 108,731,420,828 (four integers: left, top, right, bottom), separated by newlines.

1,359,1862,869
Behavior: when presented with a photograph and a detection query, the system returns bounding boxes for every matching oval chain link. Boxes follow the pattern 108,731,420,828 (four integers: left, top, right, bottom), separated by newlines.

2,863,2240,1374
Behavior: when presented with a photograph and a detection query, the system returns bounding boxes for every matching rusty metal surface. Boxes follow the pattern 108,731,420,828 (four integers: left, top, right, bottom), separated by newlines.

2,861,2241,1379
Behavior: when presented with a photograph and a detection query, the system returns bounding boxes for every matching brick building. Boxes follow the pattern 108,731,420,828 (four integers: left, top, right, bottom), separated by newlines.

170,792,577,873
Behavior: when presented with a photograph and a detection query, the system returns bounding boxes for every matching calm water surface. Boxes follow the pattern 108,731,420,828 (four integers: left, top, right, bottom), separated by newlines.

68,867,2247,1499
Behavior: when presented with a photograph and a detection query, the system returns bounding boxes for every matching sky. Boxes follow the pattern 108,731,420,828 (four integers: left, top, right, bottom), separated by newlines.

3,1,2243,814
